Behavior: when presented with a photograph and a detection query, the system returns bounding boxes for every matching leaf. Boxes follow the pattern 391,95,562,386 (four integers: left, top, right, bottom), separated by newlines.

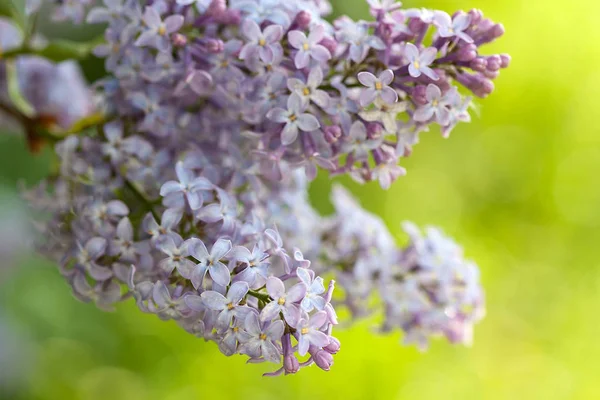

35,36,105,62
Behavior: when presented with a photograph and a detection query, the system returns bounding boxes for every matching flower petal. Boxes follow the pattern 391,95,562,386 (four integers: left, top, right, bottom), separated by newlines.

209,261,231,286
201,290,228,310
227,281,249,304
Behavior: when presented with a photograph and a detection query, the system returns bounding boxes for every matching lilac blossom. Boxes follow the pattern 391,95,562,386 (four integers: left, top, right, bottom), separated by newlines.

435,11,474,43
134,7,184,52
413,84,451,125
156,237,195,278
189,238,233,287
239,20,283,63
239,312,284,363
296,268,326,312
260,276,306,327
160,161,213,210
187,282,249,332
266,93,320,145
405,43,439,80
288,26,331,69
296,311,329,356
287,66,330,108
13,0,509,377
357,69,398,107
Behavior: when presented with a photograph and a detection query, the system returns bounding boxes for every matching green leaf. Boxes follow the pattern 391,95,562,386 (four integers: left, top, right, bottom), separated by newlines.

2,36,105,62
0,0,26,28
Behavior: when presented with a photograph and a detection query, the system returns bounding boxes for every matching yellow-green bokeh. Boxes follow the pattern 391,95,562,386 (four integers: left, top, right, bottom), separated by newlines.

1,0,599,399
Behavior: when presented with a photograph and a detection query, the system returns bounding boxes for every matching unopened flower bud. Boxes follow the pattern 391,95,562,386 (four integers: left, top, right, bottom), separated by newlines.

313,349,334,371
323,336,341,354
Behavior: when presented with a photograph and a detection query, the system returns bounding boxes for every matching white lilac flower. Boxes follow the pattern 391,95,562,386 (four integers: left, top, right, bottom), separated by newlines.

239,312,284,363
260,276,306,327
288,25,331,69
239,19,284,63
357,69,398,107
189,238,233,287
404,43,439,80
266,93,320,145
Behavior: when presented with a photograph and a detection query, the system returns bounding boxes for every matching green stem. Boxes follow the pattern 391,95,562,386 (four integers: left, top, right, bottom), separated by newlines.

124,179,160,221
247,289,271,303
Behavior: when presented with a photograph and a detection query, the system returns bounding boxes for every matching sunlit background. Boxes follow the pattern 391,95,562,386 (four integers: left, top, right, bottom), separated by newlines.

1,0,599,398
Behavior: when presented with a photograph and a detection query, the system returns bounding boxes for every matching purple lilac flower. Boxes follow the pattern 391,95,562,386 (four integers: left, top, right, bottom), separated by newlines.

160,161,213,210
342,121,383,161
189,238,233,287
296,267,326,312
142,208,183,244
288,25,331,69
405,43,439,80
266,93,320,145
260,276,306,327
287,66,330,108
232,245,270,289
239,20,283,63
413,84,451,125
434,11,474,44
156,237,196,278
334,19,385,63
135,7,184,52
357,69,398,107
187,282,250,332
16,0,509,377
296,311,329,356
239,312,284,363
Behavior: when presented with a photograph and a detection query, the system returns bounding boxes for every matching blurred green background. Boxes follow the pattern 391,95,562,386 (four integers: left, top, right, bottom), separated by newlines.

2,0,599,399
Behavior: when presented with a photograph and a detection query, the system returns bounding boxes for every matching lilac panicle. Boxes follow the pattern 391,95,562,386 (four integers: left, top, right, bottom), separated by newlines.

10,0,508,377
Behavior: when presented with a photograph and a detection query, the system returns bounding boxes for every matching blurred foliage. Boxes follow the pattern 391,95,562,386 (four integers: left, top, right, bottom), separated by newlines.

2,0,600,399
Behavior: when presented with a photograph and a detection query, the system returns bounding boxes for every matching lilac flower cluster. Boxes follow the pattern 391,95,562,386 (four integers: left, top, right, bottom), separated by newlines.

317,186,484,349
0,0,508,375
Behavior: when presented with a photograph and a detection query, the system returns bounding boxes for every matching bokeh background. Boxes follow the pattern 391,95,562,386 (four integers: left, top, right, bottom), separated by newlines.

2,0,599,398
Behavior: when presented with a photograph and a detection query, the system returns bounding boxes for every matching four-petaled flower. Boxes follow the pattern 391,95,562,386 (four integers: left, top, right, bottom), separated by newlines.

266,93,320,145
296,311,330,356
188,282,250,332
239,312,284,363
413,84,451,125
404,43,439,80
288,25,331,69
435,11,474,44
359,98,407,133
189,238,233,287
287,66,330,108
260,276,307,327
239,19,283,63
156,236,195,279
160,161,213,210
296,268,326,312
135,6,184,52
357,69,398,107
